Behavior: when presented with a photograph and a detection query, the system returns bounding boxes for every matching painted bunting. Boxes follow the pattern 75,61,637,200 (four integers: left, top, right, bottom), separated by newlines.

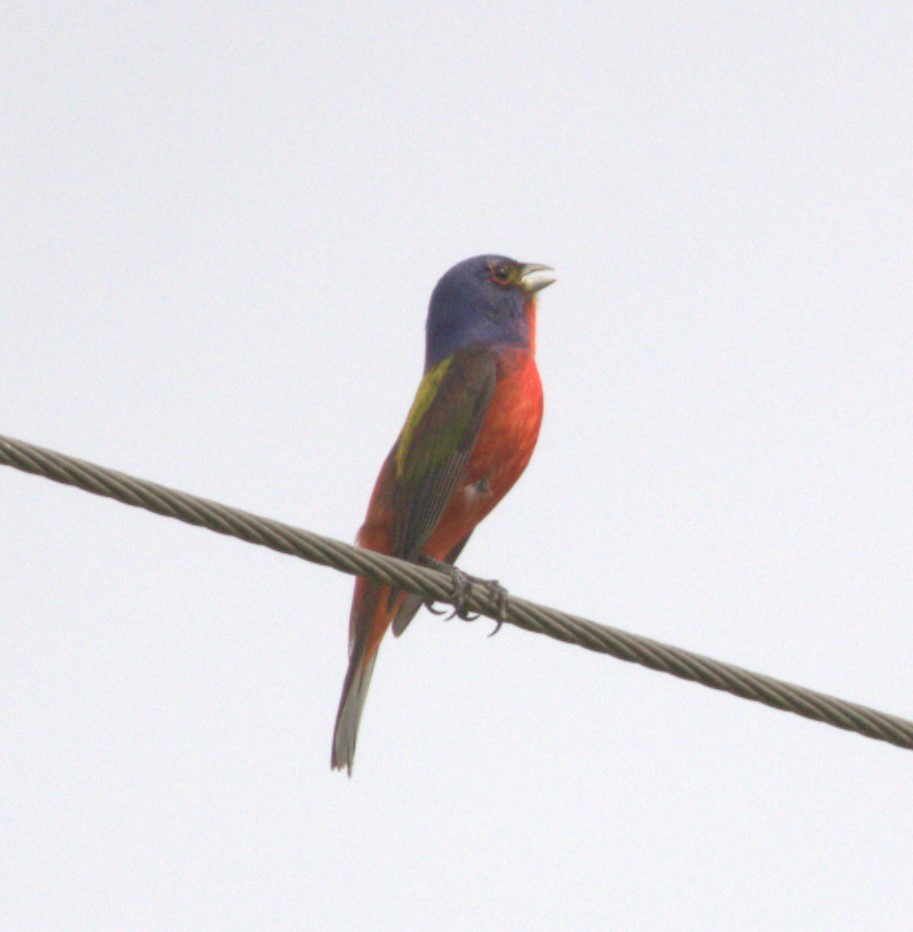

332,255,555,773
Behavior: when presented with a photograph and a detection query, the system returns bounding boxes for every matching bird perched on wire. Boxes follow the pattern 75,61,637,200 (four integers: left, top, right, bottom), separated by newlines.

332,254,556,774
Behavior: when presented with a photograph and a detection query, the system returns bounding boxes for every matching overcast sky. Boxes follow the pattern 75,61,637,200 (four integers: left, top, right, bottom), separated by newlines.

3,3,912,928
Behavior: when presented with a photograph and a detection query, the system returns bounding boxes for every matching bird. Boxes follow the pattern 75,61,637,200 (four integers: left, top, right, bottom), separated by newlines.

332,254,556,774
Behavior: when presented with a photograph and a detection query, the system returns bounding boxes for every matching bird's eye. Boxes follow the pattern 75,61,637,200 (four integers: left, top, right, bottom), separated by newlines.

490,263,511,285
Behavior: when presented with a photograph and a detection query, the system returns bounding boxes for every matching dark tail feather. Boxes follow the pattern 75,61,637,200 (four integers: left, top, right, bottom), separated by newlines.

391,593,424,636
331,646,378,776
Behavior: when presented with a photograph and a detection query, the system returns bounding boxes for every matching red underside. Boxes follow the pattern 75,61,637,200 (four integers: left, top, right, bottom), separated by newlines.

352,305,543,657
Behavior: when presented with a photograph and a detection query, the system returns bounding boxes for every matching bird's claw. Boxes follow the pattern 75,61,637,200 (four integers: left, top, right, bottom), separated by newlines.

445,565,479,621
420,557,478,619
484,579,509,637
420,557,510,632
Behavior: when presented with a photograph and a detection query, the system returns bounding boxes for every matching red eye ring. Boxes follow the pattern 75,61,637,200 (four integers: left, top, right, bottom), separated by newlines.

490,263,511,285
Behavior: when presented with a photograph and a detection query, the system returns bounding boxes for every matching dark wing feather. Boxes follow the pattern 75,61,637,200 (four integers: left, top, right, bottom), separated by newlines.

392,346,497,563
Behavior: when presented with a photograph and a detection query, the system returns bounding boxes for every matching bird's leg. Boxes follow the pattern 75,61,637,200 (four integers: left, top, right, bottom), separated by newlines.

419,556,510,634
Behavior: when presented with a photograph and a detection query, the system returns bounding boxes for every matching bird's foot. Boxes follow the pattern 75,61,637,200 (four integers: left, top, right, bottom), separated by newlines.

420,557,510,635
420,557,477,619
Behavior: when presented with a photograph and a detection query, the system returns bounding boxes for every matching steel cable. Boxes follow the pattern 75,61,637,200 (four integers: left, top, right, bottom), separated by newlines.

2,432,911,752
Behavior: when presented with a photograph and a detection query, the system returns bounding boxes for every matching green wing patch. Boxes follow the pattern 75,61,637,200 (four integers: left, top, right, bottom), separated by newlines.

391,346,497,562
396,356,452,479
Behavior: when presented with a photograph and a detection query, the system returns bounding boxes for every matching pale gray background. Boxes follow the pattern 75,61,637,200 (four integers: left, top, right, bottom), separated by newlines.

2,3,912,929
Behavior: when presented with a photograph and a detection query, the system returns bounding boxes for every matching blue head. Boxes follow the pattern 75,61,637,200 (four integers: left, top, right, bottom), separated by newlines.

424,255,555,370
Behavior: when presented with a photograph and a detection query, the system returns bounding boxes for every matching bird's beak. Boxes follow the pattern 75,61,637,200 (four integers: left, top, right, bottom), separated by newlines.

519,263,557,294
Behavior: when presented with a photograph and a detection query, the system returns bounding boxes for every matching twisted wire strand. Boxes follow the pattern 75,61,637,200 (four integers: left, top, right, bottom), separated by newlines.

2,432,911,752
